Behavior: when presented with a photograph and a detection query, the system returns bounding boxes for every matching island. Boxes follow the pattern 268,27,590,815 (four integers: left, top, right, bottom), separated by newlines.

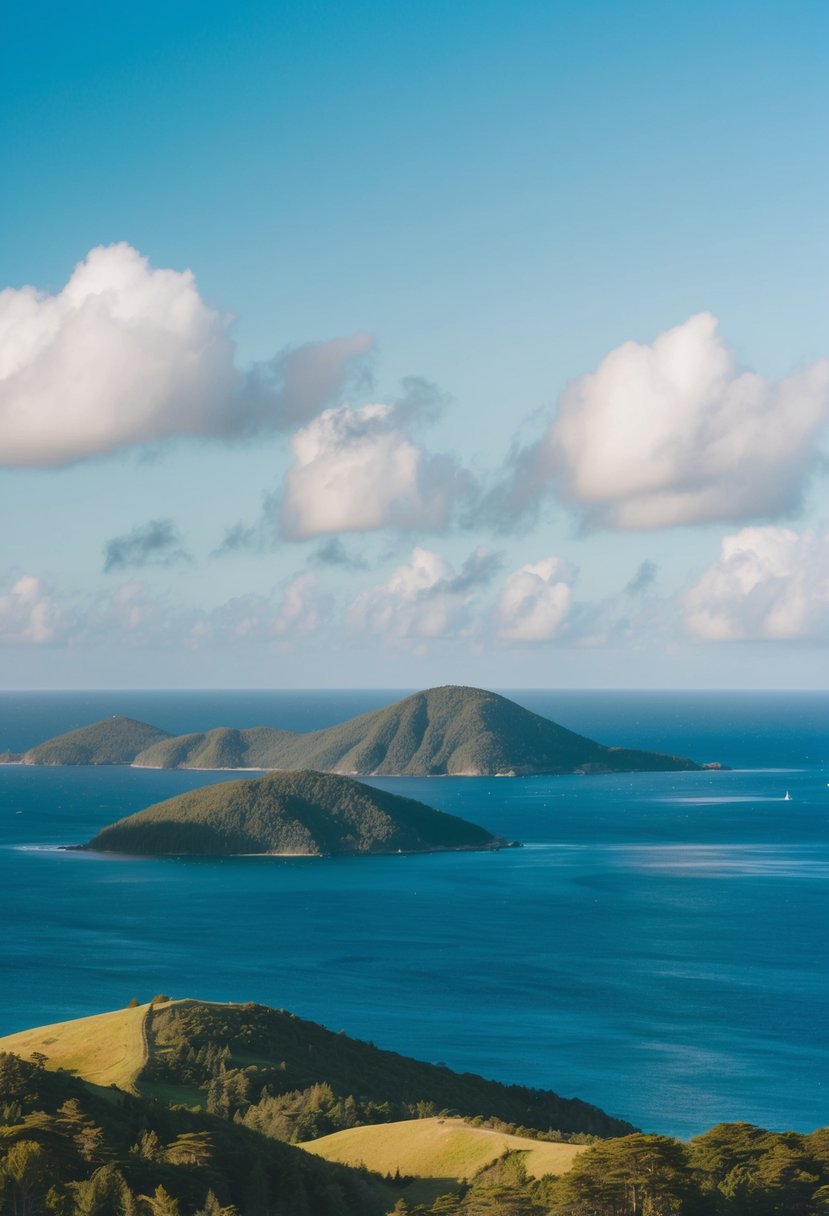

11,685,707,775
78,769,510,856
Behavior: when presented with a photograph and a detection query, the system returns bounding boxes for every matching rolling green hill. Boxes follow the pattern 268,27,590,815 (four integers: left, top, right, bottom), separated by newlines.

135,685,701,775
17,686,703,774
0,1003,149,1092
2,1001,828,1216
1,997,632,1139
24,715,170,765
81,770,506,856
0,1042,388,1215
303,1115,586,1181
143,999,634,1139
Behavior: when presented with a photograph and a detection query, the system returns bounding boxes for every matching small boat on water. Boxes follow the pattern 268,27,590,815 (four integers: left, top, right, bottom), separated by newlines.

784,790,792,801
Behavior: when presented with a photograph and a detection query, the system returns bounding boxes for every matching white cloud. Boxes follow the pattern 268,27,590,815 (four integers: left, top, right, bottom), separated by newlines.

0,243,372,466
279,401,466,539
495,557,575,642
513,313,829,530
684,526,829,640
193,573,326,646
271,573,321,637
349,547,495,641
0,576,62,644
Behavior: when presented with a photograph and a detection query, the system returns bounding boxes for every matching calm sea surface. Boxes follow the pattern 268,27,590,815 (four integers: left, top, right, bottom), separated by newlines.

0,689,827,1138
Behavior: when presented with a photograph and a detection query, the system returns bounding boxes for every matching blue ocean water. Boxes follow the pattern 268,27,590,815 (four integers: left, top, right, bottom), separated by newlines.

0,689,827,1139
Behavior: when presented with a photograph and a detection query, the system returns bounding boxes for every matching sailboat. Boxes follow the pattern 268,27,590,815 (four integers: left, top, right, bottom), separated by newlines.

783,790,792,801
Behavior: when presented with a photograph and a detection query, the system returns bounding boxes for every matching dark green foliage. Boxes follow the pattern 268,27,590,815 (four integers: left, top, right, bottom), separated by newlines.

144,1001,635,1139
24,717,170,766
0,1051,386,1216
131,686,700,775
82,771,501,856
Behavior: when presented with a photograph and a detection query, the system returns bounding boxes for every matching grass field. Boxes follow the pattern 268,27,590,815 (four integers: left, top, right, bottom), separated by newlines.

303,1115,587,1184
0,1002,150,1092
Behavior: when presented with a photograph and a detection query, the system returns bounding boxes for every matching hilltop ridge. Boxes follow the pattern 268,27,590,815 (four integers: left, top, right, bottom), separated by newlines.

21,715,170,765
15,686,702,775
0,997,635,1139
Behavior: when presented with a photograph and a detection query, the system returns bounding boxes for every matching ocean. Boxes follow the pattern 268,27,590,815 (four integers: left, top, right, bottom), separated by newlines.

0,689,827,1139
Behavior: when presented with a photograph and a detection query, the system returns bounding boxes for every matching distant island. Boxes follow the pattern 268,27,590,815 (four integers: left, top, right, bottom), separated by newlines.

79,769,510,856
7,685,710,775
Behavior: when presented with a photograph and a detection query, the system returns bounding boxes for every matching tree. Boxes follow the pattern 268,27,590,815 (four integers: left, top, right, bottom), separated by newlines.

71,1165,137,1216
138,1185,181,1215
0,1139,53,1216
164,1131,213,1167
194,1191,238,1216
551,1134,698,1216
130,1131,162,1162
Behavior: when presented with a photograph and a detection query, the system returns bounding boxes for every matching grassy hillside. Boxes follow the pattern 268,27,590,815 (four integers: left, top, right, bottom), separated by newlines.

131,685,701,775
24,715,170,765
82,770,503,855
2,1002,828,1215
0,1046,388,1215
144,999,634,1139
304,1115,586,1180
0,1003,148,1091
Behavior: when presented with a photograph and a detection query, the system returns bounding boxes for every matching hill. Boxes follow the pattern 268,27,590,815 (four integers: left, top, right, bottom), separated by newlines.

80,770,506,856
0,1040,388,1215
24,715,170,765
2,1002,828,1216
17,686,703,774
303,1115,587,1183
133,685,700,775
144,999,634,1139
0,998,635,1140
0,1003,148,1091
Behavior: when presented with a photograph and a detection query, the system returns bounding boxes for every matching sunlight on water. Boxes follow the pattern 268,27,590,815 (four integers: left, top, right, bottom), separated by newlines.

1,689,828,1137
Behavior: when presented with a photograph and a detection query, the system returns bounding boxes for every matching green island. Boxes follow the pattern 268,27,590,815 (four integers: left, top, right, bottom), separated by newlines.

8,686,710,775
0,997,824,1215
78,770,508,857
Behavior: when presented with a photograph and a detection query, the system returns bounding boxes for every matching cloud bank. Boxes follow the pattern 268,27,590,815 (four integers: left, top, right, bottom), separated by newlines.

0,243,372,467
684,526,829,640
349,547,499,641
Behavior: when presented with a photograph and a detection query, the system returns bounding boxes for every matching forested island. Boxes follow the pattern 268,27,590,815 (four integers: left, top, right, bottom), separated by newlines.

8,685,708,776
79,770,507,856
0,997,824,1215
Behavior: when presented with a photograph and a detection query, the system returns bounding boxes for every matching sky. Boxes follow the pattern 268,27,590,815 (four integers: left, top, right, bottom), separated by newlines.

1,0,829,689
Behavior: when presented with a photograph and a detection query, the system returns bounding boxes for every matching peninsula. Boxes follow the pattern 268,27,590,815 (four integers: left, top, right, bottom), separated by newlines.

10,685,705,775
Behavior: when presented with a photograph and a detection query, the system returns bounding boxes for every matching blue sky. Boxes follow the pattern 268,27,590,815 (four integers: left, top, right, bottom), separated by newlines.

2,0,829,688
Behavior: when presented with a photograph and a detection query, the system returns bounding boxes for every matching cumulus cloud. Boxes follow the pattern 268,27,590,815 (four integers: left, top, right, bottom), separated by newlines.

0,576,63,644
495,557,575,642
103,519,191,573
279,399,468,539
349,546,498,641
684,527,829,640
0,243,372,466
495,313,829,531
